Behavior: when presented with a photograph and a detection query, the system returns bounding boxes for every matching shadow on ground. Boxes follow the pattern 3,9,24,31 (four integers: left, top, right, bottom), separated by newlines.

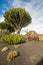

36,58,43,65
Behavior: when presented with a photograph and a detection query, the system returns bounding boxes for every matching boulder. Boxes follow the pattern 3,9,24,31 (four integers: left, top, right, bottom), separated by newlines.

1,47,9,52
26,30,39,41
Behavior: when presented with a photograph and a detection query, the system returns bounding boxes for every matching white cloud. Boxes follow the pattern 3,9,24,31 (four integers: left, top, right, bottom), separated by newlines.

12,0,23,8
0,16,4,22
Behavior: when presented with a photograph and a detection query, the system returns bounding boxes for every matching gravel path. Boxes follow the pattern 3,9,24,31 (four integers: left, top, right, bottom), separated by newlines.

0,41,43,65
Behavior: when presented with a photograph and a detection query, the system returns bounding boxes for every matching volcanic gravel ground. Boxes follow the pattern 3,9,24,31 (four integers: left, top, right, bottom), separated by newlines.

0,41,43,65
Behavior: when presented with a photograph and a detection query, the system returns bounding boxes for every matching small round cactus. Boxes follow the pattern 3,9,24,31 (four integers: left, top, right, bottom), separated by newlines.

7,51,19,61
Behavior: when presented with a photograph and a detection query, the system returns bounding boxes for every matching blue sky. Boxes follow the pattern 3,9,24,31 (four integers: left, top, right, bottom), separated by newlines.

0,0,43,34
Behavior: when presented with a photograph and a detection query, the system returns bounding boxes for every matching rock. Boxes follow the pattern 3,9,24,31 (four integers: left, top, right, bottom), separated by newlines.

14,45,20,48
1,47,9,52
26,30,39,41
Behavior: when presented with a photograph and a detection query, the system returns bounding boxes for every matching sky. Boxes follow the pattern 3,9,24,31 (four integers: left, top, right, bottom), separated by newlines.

0,0,43,34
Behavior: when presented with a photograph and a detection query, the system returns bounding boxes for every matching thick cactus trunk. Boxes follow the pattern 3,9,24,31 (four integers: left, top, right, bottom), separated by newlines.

15,29,21,34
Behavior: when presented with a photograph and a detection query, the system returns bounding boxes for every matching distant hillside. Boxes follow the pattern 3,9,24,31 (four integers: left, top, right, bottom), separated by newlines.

39,34,43,40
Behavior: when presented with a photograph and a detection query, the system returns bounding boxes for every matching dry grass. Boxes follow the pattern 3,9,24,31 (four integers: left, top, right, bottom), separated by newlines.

39,34,43,40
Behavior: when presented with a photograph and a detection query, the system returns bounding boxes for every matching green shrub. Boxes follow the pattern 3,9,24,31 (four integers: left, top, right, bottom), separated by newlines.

1,34,25,45
0,29,10,38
